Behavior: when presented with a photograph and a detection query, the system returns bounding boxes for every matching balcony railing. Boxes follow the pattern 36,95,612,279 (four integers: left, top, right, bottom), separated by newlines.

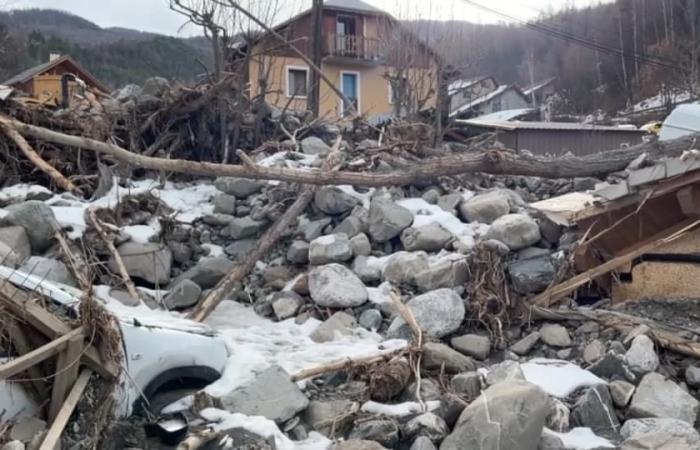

325,34,383,62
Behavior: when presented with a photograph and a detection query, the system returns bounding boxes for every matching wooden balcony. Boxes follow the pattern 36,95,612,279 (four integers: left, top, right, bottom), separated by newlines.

324,34,384,64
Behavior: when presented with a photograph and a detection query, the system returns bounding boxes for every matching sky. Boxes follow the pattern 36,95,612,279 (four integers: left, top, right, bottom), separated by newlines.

6,0,609,37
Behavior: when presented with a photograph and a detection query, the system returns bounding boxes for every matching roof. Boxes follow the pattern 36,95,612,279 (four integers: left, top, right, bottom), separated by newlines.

323,0,386,14
458,118,645,133
523,77,556,96
472,108,535,122
448,76,498,95
450,85,529,117
2,55,108,93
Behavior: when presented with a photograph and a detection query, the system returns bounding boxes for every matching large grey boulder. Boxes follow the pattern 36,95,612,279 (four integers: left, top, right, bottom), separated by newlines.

114,84,141,101
352,255,381,283
348,419,399,448
485,214,541,251
404,413,449,443
19,256,78,287
331,441,388,450
388,289,465,339
301,136,331,155
540,323,572,347
458,191,510,224
224,239,256,261
213,193,236,215
414,259,469,292
2,201,57,252
350,233,372,256
0,226,31,267
621,418,700,442
174,256,235,289
309,264,368,308
624,335,659,375
411,436,437,450
383,251,429,285
309,233,353,265
440,381,549,450
286,240,310,264
400,224,452,252
0,242,24,268
421,342,476,373
304,399,358,436
368,199,413,242
620,434,700,450
450,334,491,360
508,255,555,294
271,291,303,321
629,372,700,424
571,385,619,437
164,279,201,309
109,242,172,285
221,366,308,423
310,311,358,343
485,360,526,386
214,177,264,198
141,76,170,97
223,217,267,239
314,187,359,215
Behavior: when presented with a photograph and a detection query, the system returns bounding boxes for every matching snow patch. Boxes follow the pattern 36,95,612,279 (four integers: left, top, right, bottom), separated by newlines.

521,358,605,398
0,184,51,203
360,400,441,417
544,427,615,449
202,243,225,257
122,224,160,244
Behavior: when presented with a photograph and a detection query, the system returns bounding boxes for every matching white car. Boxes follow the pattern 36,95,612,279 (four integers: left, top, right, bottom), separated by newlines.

0,267,229,423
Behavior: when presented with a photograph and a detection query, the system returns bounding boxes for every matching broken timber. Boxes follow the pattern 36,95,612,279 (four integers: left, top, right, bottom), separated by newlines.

40,370,93,450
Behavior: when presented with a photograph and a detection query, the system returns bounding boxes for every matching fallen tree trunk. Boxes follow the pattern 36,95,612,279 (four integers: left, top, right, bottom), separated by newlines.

11,117,699,186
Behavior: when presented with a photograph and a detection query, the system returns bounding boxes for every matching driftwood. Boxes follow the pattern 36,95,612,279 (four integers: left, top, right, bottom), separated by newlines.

9,118,700,187
291,347,408,382
40,369,92,450
189,137,343,322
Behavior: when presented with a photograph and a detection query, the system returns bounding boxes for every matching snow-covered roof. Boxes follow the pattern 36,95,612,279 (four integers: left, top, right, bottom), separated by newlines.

459,119,642,132
448,76,497,95
523,77,556,96
450,85,527,117
324,0,386,14
472,108,535,122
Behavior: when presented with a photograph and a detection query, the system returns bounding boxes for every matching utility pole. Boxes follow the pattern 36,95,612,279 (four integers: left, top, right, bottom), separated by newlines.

527,48,536,108
309,0,323,117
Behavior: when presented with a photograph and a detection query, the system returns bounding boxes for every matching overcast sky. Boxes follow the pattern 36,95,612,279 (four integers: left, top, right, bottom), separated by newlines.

7,0,610,37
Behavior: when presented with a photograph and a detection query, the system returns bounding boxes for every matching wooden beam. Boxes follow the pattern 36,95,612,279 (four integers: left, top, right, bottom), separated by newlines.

0,327,84,380
48,333,83,422
7,320,49,399
40,370,92,450
530,219,700,307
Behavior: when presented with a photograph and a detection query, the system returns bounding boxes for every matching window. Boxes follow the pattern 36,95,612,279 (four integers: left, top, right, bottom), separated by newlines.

286,66,309,98
340,72,360,116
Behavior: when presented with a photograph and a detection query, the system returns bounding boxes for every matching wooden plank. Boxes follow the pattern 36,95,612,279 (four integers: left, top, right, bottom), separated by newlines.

531,219,700,307
7,320,49,399
48,333,83,422
0,327,83,380
40,370,92,450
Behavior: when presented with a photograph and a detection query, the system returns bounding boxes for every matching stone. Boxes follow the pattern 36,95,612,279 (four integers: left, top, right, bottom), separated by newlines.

335,216,364,238
2,441,25,450
114,83,141,101
685,366,700,388
169,241,192,264
458,191,511,224
300,218,332,241
213,193,236,215
286,240,310,264
629,372,700,424
331,441,387,450
175,256,235,289
573,177,600,191
485,214,541,251
271,291,303,320
625,335,659,375
571,385,619,437
539,218,562,245
352,255,381,283
9,417,46,442
589,352,637,382
358,309,382,331
546,398,570,432
620,418,700,441
314,187,359,215
214,177,264,198
382,251,429,285
421,342,476,373
309,264,367,308
309,233,353,265
224,239,257,261
410,436,437,450
422,188,441,204
404,413,449,443
221,366,308,423
109,289,140,307
510,331,541,355
301,136,331,155
141,76,170,97
368,199,413,243
450,372,482,400
620,434,700,450
438,193,463,213
440,381,549,450
583,339,606,364
348,419,399,447
19,256,78,287
0,226,30,266
414,259,469,293
450,334,491,360
203,213,236,226
400,224,452,252
224,217,267,239
164,279,201,309
387,289,465,339
508,255,556,294
108,242,172,285
610,380,635,407
438,393,468,428
485,360,526,386
2,201,57,252
310,311,358,343
400,379,442,403
540,324,572,347
304,399,358,435
349,233,372,256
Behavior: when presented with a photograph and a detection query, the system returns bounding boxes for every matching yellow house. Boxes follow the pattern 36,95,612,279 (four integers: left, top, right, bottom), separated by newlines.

237,0,440,121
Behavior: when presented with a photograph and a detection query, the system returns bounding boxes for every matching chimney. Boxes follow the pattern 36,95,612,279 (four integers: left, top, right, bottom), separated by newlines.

49,53,61,62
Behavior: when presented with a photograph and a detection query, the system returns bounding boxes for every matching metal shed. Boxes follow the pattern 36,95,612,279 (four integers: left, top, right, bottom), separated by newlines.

458,119,646,156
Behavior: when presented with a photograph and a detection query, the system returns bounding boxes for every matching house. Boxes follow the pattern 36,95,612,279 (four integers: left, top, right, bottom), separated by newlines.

2,54,107,106
449,85,531,119
235,0,440,121
523,76,557,106
457,119,645,156
448,76,498,113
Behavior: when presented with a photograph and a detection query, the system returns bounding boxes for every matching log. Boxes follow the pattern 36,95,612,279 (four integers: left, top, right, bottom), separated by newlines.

40,369,92,450
189,138,343,321
291,347,408,382
10,118,698,186
49,332,83,421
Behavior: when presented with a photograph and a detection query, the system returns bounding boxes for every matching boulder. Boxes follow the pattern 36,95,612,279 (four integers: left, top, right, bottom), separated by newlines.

348,419,399,448
387,289,465,339
458,191,510,224
164,279,201,309
629,372,700,424
20,256,77,287
685,366,700,388
383,251,429,285
352,255,381,283
414,259,469,293
224,239,257,261
214,177,264,198
508,255,556,294
400,224,452,252
114,83,141,101
300,217,332,241
309,264,368,308
109,242,172,285
287,240,310,264
213,193,236,215
485,360,526,386
624,335,659,375
546,398,570,432
358,309,382,331
401,378,442,402
510,331,541,356
314,187,359,215
583,339,606,364
609,380,635,407
335,216,365,238
304,399,357,435
221,365,308,423
484,214,541,251
350,233,372,256
141,76,170,97
309,233,353,265
421,342,476,373
621,418,700,441
331,441,387,450
2,201,57,252
169,241,193,264
368,199,413,242
310,311,358,343
440,381,549,450
450,334,491,360
404,413,449,443
438,193,463,213
175,256,235,289
223,217,267,239
540,324,572,347
620,434,700,450
301,136,331,155
203,213,236,226
271,291,303,320
0,242,24,269
450,372,482,400
0,226,31,266
571,385,619,437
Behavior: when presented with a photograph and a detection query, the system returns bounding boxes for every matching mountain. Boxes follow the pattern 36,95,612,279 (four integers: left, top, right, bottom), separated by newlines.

0,9,213,89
